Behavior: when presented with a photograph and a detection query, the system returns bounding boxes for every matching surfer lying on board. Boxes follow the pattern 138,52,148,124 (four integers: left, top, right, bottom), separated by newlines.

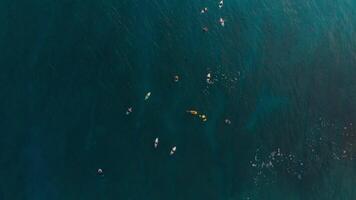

186,110,198,115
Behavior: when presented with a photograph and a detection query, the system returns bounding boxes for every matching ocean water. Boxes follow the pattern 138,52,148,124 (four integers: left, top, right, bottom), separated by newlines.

0,0,356,199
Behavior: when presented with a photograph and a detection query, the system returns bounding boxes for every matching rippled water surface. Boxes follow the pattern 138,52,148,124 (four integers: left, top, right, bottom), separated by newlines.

0,0,356,199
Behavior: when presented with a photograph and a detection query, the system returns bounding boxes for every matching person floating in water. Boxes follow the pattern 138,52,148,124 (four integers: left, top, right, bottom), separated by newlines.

225,118,231,125
202,26,209,32
97,168,104,176
154,137,159,148
199,114,207,122
201,7,208,14
170,146,176,155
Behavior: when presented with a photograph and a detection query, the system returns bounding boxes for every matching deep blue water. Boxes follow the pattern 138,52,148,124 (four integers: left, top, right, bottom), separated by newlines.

0,0,356,199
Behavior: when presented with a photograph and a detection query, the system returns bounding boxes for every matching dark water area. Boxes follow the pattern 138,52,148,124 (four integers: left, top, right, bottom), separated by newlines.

0,0,356,199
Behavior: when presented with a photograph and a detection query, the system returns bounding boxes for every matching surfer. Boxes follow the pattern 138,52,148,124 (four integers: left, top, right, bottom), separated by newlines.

219,18,225,27
219,0,223,8
154,137,159,148
126,107,132,115
170,146,177,155
186,110,198,115
144,92,151,100
97,168,104,176
206,72,213,84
